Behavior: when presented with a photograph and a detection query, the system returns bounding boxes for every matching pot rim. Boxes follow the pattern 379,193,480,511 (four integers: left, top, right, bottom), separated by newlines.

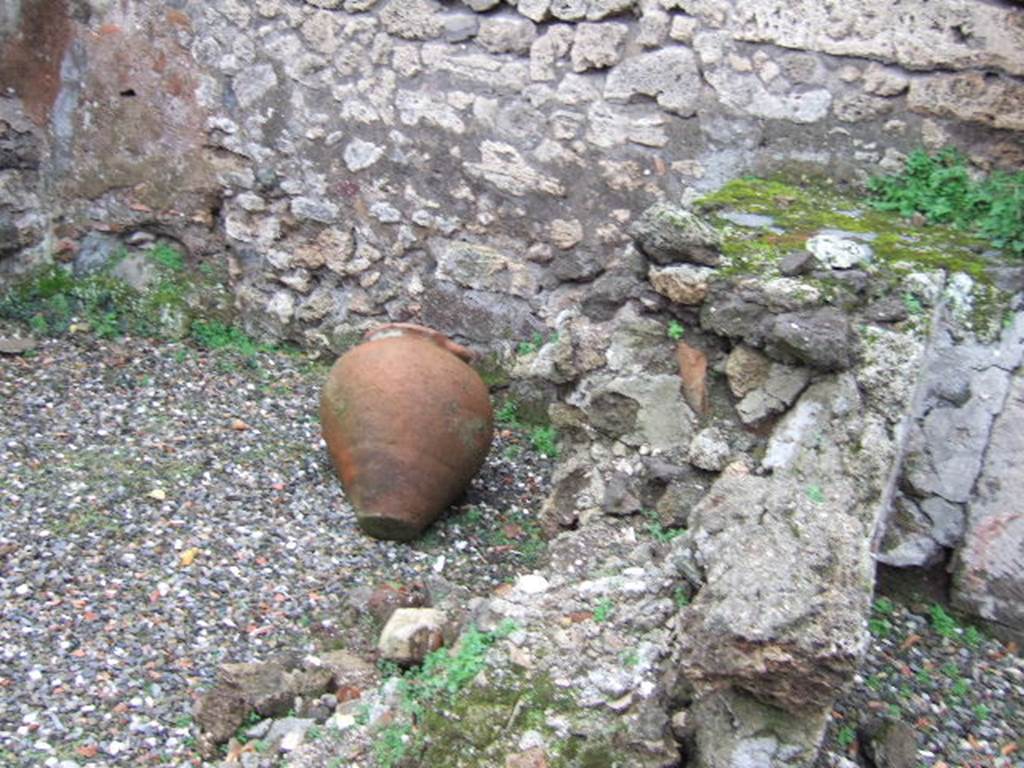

364,322,476,364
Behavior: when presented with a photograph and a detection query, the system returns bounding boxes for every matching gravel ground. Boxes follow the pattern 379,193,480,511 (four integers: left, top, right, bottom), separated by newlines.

3,333,1022,768
0,334,553,767
820,599,1023,768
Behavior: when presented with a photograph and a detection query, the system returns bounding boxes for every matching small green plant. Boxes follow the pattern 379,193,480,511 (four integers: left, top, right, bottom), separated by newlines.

805,485,826,504
371,620,520,767
873,597,895,615
149,243,186,272
495,399,521,427
306,725,322,742
593,597,614,623
620,649,639,668
868,148,1024,257
836,724,857,750
929,603,959,640
666,320,685,341
512,329,552,356
868,617,892,638
962,625,984,647
950,677,970,699
886,703,902,719
865,674,884,691
502,443,522,460
940,661,959,678
902,293,924,315
643,510,685,543
973,703,990,721
915,668,933,686
529,425,558,458
673,587,691,609
190,319,262,356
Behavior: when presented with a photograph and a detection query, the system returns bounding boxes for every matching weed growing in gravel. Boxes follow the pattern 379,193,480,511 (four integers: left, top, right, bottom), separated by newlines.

495,399,522,428
190,319,263,356
643,509,685,543
529,425,558,458
593,597,614,623
868,148,1024,257
373,620,519,767
836,724,856,749
929,603,960,640
868,599,894,638
673,587,691,609
515,331,558,356
666,320,685,341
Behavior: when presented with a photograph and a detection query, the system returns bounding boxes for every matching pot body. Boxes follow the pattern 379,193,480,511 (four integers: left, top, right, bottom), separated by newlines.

320,324,494,541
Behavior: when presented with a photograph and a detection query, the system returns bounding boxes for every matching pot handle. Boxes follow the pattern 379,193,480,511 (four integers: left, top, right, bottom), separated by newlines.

365,323,477,363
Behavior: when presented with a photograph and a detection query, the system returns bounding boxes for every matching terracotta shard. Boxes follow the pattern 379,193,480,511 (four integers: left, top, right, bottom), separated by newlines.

320,324,494,541
675,341,709,416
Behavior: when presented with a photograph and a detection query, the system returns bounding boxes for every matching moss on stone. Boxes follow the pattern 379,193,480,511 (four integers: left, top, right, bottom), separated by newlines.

696,176,1016,338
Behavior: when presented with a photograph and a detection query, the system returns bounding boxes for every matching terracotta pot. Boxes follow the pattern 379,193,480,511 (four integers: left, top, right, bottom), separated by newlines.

320,323,494,541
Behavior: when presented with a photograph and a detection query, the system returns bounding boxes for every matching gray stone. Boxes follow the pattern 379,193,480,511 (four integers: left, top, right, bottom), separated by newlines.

688,690,828,768
630,203,722,267
678,469,871,712
576,374,697,454
700,294,769,344
343,139,384,172
265,717,315,752
0,337,36,355
529,25,573,80
858,718,918,768
109,253,161,292
443,13,479,43
725,345,771,398
920,496,965,548
586,0,635,19
736,363,812,425
378,608,447,665
462,0,500,9
581,270,643,321
877,494,944,568
806,233,872,270
464,141,565,197
518,0,551,22
778,251,818,277
477,17,537,55
763,308,854,371
605,47,701,117
908,73,1024,132
420,282,544,343
291,197,340,224
232,64,278,109
571,22,628,72
688,427,731,472
433,239,536,298
381,0,443,40
550,0,587,20
953,366,1024,635
716,0,1024,78
73,232,122,276
907,400,995,504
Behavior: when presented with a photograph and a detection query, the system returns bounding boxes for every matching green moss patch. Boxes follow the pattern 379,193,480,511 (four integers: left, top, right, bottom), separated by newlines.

1,244,232,341
695,174,1017,337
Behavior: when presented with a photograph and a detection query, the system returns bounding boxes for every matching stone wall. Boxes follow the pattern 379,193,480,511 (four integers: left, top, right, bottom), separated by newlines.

1,0,1023,346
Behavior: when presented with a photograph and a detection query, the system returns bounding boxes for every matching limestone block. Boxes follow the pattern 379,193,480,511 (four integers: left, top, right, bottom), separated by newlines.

954,366,1024,635
718,0,1024,77
478,17,538,54
571,22,628,72
433,239,538,298
605,47,701,117
648,264,714,305
378,608,447,665
908,73,1024,132
380,0,443,40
